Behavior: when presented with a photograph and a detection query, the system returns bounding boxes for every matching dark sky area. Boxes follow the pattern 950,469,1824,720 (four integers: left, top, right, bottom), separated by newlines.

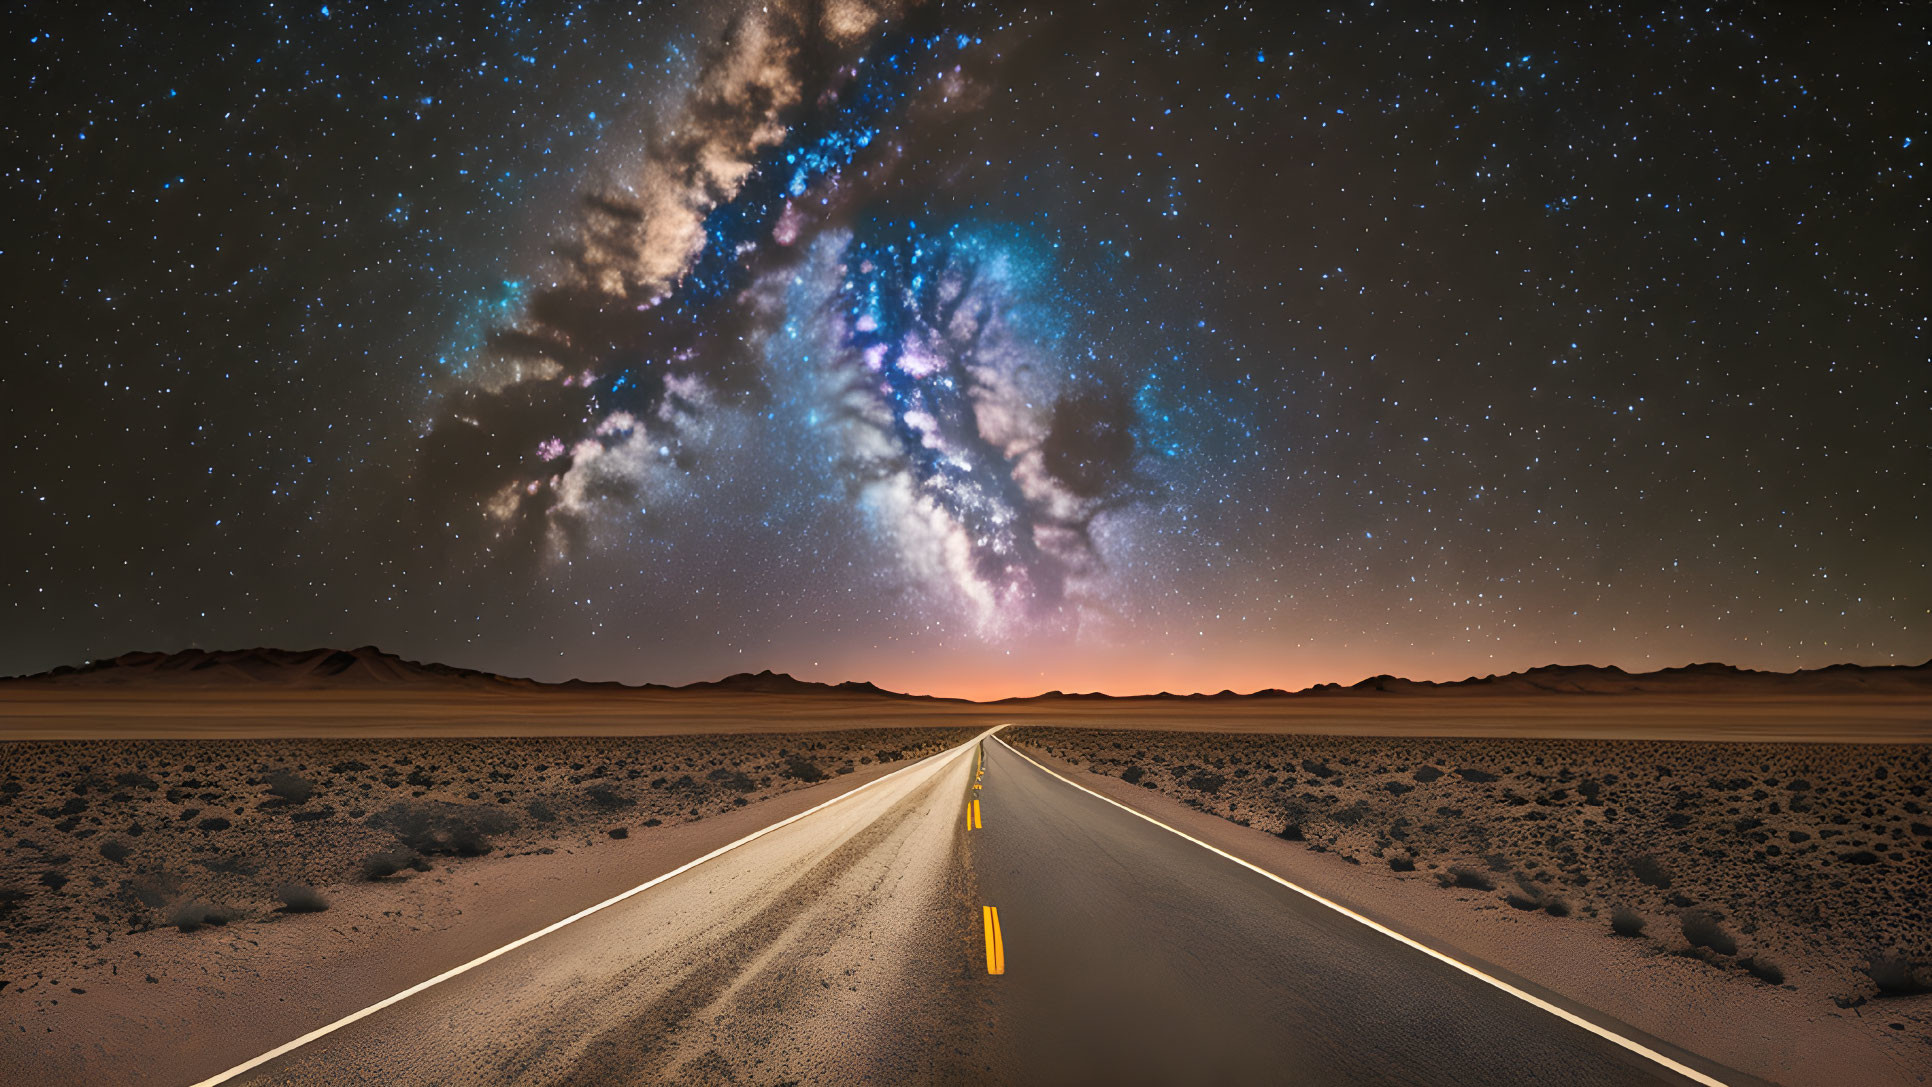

4,1,1925,697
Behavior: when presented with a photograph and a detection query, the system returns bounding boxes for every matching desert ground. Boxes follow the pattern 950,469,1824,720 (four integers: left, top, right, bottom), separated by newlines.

2,686,1928,742
2,655,1928,1084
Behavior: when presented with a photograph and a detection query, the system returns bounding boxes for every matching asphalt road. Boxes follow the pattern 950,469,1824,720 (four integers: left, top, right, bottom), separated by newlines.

971,738,1721,1086
201,731,1736,1086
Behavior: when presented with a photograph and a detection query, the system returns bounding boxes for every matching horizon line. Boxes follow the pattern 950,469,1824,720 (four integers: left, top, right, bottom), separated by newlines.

10,644,1930,703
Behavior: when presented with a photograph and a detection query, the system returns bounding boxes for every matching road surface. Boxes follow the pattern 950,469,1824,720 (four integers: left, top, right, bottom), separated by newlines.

201,731,1738,1085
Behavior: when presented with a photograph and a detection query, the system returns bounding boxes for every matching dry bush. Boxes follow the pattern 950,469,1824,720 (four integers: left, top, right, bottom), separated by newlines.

1442,866,1495,891
264,771,315,805
1864,952,1931,997
1610,906,1647,937
1680,910,1738,956
359,850,419,881
275,882,330,913
167,899,237,933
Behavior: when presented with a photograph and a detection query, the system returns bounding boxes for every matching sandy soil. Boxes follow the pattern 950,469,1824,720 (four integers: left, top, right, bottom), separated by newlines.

2,687,1926,742
0,729,976,997
1008,727,1932,1081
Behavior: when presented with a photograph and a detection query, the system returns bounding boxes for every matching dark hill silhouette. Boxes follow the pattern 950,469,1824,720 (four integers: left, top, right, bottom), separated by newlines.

1003,659,1932,701
1,648,936,700
4,647,1927,701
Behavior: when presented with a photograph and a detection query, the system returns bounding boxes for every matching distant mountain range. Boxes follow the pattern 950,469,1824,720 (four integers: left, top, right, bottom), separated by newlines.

1,647,921,699
4,646,1929,701
1015,658,1932,700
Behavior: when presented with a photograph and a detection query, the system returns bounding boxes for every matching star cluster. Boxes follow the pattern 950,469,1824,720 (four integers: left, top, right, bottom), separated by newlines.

4,1,1925,696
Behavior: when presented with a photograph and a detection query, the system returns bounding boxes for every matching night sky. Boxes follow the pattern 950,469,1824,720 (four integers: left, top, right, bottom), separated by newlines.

5,2,1926,698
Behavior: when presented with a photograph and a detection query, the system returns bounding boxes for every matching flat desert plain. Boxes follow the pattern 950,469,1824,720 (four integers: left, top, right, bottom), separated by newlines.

2,671,1928,1085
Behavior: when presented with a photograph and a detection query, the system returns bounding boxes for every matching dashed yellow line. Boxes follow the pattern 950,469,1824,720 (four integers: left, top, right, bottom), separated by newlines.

967,797,982,829
982,905,1005,974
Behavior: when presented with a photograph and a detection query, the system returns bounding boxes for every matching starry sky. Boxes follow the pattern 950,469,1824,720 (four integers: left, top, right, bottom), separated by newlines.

5,2,1926,698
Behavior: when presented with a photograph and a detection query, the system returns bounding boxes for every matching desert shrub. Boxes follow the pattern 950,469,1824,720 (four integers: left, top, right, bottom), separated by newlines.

99,839,132,864
121,873,180,909
1455,768,1499,783
526,800,557,823
275,882,330,913
360,850,419,880
197,816,232,831
705,768,756,793
1864,952,1932,997
783,756,827,783
1627,854,1672,889
585,784,635,810
371,801,514,856
1505,892,1543,911
265,771,315,804
168,899,236,932
1411,765,1443,783
1443,867,1495,891
1608,906,1647,937
444,826,493,856
1120,765,1144,784
1275,822,1303,841
1388,854,1415,872
1741,957,1784,985
1331,801,1371,826
1681,910,1738,955
1186,771,1226,794
607,827,629,839
1543,897,1571,918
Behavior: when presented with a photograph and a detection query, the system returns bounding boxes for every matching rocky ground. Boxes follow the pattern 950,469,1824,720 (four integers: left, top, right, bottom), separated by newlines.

1009,727,1932,1008
0,728,976,983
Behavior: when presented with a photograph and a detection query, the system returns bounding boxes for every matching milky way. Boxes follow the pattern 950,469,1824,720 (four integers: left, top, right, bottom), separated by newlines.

6,1,1926,695
436,2,1171,637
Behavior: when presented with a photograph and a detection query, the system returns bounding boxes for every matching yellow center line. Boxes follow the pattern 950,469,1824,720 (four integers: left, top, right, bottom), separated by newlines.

982,905,1005,974
967,797,982,829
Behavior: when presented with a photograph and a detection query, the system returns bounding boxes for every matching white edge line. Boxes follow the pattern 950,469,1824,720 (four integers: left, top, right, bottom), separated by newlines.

188,727,1004,1087
993,736,1729,1087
